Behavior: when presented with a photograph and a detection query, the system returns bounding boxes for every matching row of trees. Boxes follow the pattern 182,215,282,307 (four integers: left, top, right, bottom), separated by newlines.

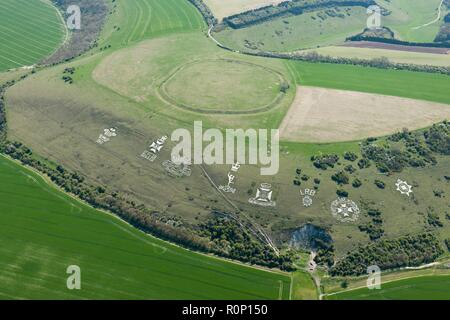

0,75,30,140
244,50,450,75
43,0,109,65
360,123,449,174
358,208,384,241
222,0,375,29
0,140,294,269
187,0,217,26
0,71,217,254
200,215,295,270
0,76,290,270
347,34,450,47
424,122,450,155
435,13,450,42
330,233,444,276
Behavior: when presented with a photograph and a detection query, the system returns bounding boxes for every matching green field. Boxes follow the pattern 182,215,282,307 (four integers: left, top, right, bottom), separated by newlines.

285,60,450,105
4,0,450,261
0,155,291,299
290,271,318,300
328,275,450,300
162,59,284,113
0,0,66,71
214,6,367,52
212,0,447,60
99,0,205,47
1,0,450,300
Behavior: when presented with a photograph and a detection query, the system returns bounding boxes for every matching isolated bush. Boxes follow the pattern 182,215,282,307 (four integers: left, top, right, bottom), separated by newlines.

352,179,362,188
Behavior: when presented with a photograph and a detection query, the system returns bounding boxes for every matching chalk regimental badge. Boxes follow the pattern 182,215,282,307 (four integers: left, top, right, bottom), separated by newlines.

300,188,316,207
331,198,360,222
395,179,413,196
141,136,168,162
249,183,276,207
96,128,117,145
219,172,237,194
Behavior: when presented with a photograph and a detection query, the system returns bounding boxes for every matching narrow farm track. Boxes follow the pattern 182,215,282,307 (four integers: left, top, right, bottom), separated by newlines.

0,0,294,300
412,0,445,30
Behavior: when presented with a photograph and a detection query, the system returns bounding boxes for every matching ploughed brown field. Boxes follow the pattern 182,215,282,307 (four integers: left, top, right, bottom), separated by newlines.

279,86,450,143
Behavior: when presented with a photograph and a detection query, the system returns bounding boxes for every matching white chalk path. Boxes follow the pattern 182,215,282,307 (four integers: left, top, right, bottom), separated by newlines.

412,0,444,30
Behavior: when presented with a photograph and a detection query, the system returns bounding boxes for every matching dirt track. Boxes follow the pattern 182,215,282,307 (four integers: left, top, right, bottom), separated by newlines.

279,86,450,143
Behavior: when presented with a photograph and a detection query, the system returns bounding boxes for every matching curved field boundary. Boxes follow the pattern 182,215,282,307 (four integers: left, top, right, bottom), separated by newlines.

158,58,288,115
0,154,291,299
0,0,66,71
104,0,205,47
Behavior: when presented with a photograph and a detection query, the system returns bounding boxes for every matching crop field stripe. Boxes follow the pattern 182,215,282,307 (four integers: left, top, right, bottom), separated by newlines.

1,0,61,23
0,45,40,64
0,1,63,31
10,0,63,19
169,0,195,29
0,28,55,55
127,0,144,43
108,0,205,47
0,155,291,299
287,60,450,105
328,275,450,300
2,9,64,43
0,49,38,67
141,0,154,37
284,60,302,83
0,26,63,48
0,53,25,67
0,0,65,71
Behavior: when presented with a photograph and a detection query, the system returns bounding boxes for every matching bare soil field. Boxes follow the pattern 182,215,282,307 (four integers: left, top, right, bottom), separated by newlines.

279,86,450,143
341,41,450,55
204,0,286,20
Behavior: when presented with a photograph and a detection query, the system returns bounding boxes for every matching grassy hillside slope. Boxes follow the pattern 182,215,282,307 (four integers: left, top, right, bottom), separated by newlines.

2,0,450,285
212,0,447,60
380,0,445,42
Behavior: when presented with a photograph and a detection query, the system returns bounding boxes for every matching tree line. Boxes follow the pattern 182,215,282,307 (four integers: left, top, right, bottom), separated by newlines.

222,0,376,29
347,34,450,48
0,75,292,271
330,233,444,276
243,50,450,76
187,0,217,26
43,0,109,66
